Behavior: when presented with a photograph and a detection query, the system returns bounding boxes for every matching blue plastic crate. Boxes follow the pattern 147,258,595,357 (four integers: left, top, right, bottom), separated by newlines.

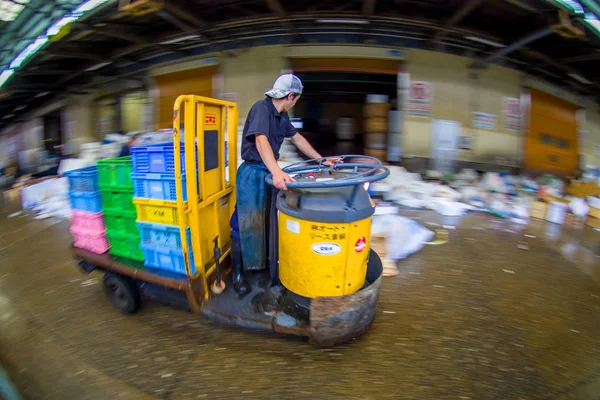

63,166,98,193
131,172,187,201
141,244,196,276
69,191,103,213
131,142,185,174
137,222,191,249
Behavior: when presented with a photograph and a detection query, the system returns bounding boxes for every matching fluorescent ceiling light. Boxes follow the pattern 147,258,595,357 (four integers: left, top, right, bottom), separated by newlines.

75,0,109,13
464,35,505,48
35,91,50,98
316,18,370,24
3,114,15,119
14,105,26,111
551,0,585,14
584,13,600,33
46,14,80,36
568,72,592,84
9,36,48,68
0,69,14,88
0,0,30,22
85,61,111,71
160,34,201,44
47,0,108,36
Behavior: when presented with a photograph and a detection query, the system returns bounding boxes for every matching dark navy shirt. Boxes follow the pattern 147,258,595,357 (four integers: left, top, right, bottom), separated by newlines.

241,97,297,162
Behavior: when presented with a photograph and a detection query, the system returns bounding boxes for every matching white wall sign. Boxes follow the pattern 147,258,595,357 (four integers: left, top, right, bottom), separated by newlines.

503,97,521,131
407,81,433,118
472,112,497,130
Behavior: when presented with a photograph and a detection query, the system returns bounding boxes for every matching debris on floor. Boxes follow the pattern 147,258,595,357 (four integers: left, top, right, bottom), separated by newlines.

371,214,434,276
425,230,449,246
370,165,600,231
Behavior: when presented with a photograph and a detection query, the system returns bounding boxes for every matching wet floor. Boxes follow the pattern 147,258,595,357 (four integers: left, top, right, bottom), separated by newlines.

1,200,600,400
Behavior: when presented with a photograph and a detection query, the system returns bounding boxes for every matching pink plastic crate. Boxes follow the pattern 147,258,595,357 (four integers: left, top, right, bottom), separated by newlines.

70,226,110,254
71,210,106,232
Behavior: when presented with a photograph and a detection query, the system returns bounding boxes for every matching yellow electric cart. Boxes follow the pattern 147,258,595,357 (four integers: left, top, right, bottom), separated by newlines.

72,95,389,345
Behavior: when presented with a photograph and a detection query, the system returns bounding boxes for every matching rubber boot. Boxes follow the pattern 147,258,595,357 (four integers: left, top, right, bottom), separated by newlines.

232,238,251,296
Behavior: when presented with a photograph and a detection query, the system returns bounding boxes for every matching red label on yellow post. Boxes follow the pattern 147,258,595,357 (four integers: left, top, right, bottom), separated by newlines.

205,114,216,125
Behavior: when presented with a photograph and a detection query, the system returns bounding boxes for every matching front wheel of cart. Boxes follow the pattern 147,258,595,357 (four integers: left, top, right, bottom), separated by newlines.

103,272,140,314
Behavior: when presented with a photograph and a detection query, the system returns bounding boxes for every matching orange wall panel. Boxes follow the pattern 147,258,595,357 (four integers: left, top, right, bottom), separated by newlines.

525,89,578,174
155,65,217,129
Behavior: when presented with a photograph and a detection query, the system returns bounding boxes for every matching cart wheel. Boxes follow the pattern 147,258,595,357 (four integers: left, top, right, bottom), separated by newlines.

103,272,140,314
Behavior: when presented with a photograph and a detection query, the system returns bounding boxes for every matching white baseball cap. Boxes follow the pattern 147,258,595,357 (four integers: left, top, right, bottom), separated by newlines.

265,73,304,99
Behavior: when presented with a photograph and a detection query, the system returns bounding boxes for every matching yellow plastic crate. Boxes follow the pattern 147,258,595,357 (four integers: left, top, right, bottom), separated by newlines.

134,198,187,226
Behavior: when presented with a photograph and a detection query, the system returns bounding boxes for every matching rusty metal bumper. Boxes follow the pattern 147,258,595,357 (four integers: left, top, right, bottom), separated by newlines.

299,249,384,346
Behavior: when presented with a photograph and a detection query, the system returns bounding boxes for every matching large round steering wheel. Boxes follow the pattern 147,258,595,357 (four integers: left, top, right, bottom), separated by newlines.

265,155,390,189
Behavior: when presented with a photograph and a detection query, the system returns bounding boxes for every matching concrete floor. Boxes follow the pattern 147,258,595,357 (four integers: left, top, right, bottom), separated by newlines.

1,200,600,400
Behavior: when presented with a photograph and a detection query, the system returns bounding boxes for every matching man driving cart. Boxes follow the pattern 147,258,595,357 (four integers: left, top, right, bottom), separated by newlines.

230,73,337,295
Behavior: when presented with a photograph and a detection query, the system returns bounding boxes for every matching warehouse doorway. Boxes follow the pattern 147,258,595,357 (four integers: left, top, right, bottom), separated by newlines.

289,57,399,159
42,109,63,155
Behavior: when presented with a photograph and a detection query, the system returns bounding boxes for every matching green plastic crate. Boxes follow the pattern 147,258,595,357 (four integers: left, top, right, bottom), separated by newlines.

104,209,139,238
100,188,135,214
107,231,144,262
97,156,133,191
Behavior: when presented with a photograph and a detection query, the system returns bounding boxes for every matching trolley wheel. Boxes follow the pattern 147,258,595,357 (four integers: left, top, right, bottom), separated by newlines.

103,272,140,314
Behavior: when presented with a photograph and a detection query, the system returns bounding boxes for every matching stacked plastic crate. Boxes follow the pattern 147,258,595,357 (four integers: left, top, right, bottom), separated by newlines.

64,166,109,254
131,143,195,276
97,157,144,262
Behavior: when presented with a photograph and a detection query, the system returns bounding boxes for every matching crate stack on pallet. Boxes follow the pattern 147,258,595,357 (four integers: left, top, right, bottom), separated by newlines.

131,143,196,276
97,157,144,262
64,166,109,254
363,94,389,161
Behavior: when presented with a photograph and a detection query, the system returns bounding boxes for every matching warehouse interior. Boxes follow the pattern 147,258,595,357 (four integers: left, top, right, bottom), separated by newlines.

1,0,600,399
293,70,398,156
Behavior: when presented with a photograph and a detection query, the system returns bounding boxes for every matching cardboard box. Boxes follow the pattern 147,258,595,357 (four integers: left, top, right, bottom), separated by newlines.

531,200,548,220
370,234,387,258
3,188,21,203
586,217,600,229
565,213,586,229
566,181,600,198
589,206,600,220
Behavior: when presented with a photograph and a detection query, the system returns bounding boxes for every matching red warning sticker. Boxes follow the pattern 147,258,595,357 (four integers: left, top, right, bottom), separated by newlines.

354,237,366,253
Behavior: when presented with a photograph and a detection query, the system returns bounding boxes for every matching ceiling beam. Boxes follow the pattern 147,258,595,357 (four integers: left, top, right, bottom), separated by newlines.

362,0,377,17
265,0,297,34
471,26,554,68
156,9,197,34
92,26,150,46
560,53,600,64
429,0,483,45
521,48,596,93
50,52,104,62
503,0,537,12
162,2,209,30
21,70,72,76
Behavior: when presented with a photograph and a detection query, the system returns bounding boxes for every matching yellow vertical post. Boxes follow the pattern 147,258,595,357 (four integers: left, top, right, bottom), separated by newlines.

228,106,238,217
185,100,203,279
219,105,226,192
196,102,206,203
173,96,191,278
